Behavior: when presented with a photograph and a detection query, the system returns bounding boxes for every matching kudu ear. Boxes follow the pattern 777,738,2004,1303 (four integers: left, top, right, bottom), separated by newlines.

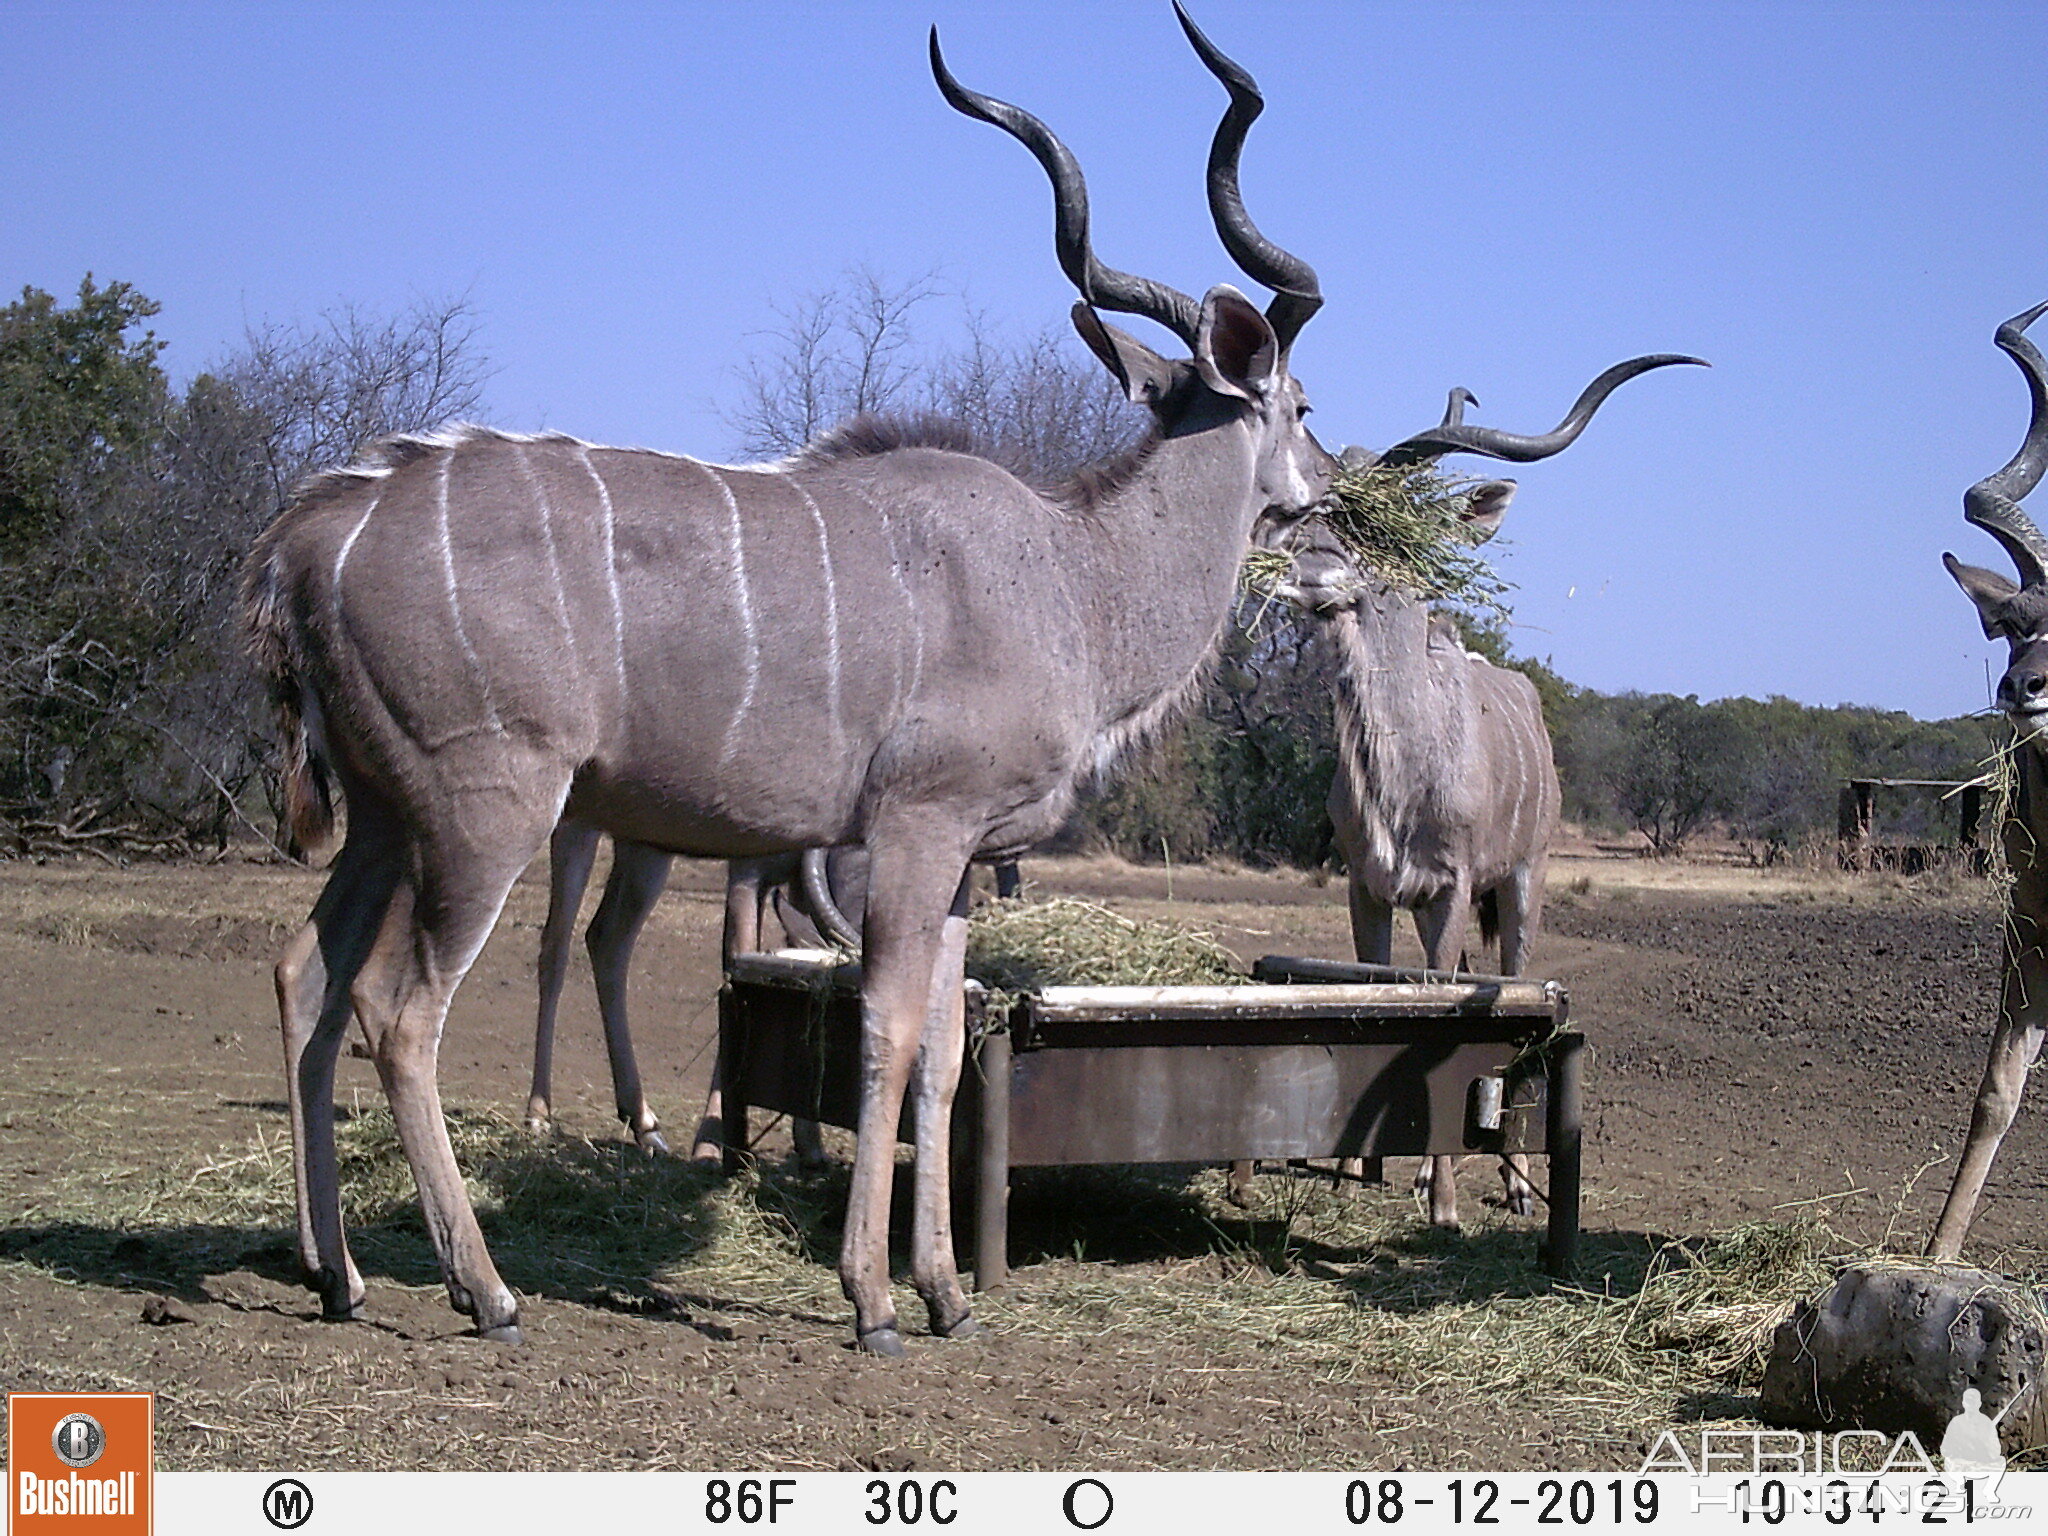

1459,479,1518,544
1072,303,1178,406
1193,285,1279,402
1945,551,2021,638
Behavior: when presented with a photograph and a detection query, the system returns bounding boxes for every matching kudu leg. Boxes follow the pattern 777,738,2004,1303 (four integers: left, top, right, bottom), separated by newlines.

1929,948,2048,1259
702,857,829,1166
839,829,976,1356
527,821,601,1134
275,815,404,1319
909,881,977,1338
354,815,555,1341
1339,880,1400,1190
585,841,673,1154
1413,891,1473,1230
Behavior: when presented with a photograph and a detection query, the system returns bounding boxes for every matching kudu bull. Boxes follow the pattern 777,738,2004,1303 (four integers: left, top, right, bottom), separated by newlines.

1233,359,1703,1221
523,833,868,1161
243,9,1334,1353
1929,299,2048,1260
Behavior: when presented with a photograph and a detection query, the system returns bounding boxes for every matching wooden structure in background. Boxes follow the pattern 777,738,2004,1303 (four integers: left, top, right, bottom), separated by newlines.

1837,777,1988,871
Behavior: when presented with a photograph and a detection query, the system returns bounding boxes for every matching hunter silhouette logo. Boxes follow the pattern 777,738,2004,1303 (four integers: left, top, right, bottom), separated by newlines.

1941,1387,2012,1491
7,1392,152,1534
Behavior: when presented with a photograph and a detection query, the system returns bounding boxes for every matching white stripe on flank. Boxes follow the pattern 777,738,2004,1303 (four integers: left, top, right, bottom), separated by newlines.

514,444,575,647
435,453,507,739
788,480,845,752
332,492,381,605
572,444,630,697
696,463,760,767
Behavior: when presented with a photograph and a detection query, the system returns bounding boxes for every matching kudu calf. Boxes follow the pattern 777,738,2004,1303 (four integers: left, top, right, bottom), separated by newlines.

1929,299,2048,1260
1237,359,1701,1224
244,8,1334,1354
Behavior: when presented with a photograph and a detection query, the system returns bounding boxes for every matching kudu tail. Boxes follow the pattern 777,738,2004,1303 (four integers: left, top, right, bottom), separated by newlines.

240,536,336,858
1477,889,1500,952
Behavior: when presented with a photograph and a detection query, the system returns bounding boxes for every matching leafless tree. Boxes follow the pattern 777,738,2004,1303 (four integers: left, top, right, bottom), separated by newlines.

722,267,1141,477
0,295,491,855
723,268,943,459
220,295,492,507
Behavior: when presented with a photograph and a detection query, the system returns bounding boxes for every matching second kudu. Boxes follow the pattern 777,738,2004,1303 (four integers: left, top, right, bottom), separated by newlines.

1244,357,1701,1223
1929,299,2048,1260
243,9,1334,1353
524,833,869,1161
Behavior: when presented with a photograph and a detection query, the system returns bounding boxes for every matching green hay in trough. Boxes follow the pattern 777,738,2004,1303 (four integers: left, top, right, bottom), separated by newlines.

965,895,1244,994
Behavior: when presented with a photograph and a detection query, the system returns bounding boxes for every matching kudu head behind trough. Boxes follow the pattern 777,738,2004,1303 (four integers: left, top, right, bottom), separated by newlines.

1943,301,2048,725
246,7,1334,1356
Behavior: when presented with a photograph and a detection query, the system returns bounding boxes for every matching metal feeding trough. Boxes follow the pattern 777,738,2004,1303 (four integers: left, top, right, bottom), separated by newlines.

717,951,1582,1289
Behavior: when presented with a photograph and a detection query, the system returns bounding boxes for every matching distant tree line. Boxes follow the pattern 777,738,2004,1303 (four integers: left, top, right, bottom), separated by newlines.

0,270,1997,865
1076,625,1995,867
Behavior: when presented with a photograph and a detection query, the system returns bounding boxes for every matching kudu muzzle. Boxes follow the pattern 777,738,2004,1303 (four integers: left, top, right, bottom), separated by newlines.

1999,637,2048,718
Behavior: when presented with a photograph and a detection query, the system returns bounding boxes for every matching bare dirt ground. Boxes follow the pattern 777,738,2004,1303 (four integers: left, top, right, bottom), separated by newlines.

0,846,2038,1473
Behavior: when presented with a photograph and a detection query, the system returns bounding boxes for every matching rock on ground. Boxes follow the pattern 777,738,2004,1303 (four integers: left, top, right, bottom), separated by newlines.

1761,1262,2048,1455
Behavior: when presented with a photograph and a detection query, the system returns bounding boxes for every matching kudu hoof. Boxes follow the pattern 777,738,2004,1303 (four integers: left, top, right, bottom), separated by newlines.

317,1273,363,1323
477,1322,524,1345
933,1313,983,1341
636,1128,670,1157
856,1326,906,1358
1505,1189,1537,1219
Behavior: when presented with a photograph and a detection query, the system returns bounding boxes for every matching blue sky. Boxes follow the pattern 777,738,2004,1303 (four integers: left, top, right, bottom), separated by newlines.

6,1,2046,720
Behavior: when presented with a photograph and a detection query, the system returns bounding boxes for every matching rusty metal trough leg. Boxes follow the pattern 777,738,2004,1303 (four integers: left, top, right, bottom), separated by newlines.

1543,1031,1583,1277
718,986,752,1176
974,1030,1011,1293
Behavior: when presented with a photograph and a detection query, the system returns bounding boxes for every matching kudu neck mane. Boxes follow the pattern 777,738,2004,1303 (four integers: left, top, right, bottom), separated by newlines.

1328,581,1474,787
800,401,1260,728
795,409,1165,514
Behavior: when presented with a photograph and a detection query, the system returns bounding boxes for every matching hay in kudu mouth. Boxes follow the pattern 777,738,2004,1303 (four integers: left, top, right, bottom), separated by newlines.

1315,464,1515,620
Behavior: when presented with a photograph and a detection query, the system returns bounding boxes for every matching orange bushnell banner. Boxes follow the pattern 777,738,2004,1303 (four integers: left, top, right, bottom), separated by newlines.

7,1394,153,1535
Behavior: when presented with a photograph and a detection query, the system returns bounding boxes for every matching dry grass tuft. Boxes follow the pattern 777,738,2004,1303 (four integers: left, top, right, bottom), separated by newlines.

992,1169,1841,1455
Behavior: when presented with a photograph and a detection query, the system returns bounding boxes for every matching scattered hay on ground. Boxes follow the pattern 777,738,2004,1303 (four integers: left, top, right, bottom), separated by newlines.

11,1105,840,1319
8,1096,2012,1466
993,1169,1843,1457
